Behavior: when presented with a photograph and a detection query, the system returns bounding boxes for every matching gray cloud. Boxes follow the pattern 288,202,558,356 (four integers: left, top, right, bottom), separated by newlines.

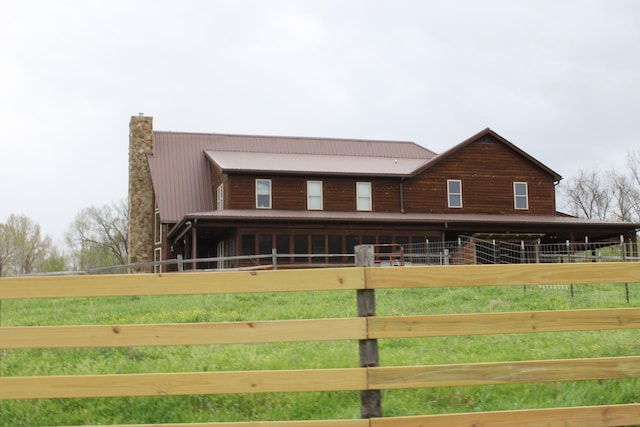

1,0,638,242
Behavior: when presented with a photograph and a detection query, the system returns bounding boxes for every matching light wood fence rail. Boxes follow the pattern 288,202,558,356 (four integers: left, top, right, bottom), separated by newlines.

0,263,639,426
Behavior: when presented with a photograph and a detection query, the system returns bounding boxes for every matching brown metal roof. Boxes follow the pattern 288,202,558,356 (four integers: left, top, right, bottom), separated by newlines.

184,209,635,227
149,131,437,222
204,151,427,176
155,131,433,157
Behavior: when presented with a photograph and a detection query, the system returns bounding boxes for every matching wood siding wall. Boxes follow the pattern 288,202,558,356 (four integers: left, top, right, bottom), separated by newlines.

404,136,557,215
222,136,556,216
227,175,402,212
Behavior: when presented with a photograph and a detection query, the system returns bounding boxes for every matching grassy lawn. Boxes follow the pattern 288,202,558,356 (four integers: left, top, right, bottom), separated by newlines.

1,280,639,426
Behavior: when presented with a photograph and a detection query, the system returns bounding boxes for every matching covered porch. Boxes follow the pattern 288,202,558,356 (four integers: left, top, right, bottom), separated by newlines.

164,210,639,271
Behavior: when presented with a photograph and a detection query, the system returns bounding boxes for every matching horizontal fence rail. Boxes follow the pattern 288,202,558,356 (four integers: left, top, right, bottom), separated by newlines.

19,235,637,277
1,263,640,426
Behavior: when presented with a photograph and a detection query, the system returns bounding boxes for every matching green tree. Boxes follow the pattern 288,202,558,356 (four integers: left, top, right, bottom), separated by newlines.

39,246,68,273
0,214,54,276
0,223,16,277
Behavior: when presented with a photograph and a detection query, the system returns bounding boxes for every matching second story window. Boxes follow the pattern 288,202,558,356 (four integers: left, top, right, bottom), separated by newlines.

514,182,529,210
356,182,372,211
216,183,224,210
256,179,272,209
447,179,462,208
307,181,323,210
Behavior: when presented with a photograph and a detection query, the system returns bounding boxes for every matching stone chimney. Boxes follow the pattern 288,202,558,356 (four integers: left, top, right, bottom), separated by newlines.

127,114,154,268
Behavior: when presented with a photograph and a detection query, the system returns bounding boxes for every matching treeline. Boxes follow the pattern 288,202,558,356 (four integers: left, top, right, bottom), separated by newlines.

0,199,127,277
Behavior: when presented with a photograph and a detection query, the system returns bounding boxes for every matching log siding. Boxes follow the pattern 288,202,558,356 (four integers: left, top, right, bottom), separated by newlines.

224,136,557,216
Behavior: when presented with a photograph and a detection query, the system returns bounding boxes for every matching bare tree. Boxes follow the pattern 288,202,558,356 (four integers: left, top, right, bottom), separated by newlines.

559,149,640,224
624,148,640,222
66,199,128,270
608,169,640,222
627,149,640,186
559,168,612,220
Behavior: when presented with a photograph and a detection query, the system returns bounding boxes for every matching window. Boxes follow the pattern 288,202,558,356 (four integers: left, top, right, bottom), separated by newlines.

216,184,224,210
294,235,308,263
307,181,323,210
356,182,372,211
447,179,462,208
514,182,529,210
312,235,325,263
396,236,409,247
154,248,161,273
259,234,273,255
346,235,360,254
276,234,291,262
328,235,342,262
256,179,272,209
241,234,256,256
154,210,161,244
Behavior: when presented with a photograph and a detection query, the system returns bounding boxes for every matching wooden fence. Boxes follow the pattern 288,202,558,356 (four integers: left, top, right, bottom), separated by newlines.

1,263,640,426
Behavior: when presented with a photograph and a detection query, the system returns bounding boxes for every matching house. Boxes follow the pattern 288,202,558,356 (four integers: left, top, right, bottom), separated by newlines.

127,115,639,271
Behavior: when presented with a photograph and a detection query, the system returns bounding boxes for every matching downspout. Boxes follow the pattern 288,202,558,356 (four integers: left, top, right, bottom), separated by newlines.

400,177,405,213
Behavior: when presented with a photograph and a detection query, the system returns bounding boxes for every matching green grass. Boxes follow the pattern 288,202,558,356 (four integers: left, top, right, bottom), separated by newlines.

1,282,639,426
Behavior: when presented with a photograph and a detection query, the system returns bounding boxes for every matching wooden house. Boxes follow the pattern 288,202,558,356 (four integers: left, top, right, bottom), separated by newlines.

127,115,639,270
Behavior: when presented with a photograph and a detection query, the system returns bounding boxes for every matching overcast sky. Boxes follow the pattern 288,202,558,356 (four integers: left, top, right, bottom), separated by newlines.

1,0,639,244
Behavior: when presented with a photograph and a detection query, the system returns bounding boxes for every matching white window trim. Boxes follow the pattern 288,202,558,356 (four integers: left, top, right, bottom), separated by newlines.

447,179,463,208
154,210,161,244
307,180,323,210
216,183,224,210
256,179,272,209
514,182,529,210
154,248,161,273
356,182,372,211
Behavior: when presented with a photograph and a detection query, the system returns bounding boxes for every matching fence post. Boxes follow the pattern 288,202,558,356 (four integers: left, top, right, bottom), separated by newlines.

493,240,499,265
354,245,382,418
272,248,278,270
177,254,183,272
426,239,430,265
620,236,630,302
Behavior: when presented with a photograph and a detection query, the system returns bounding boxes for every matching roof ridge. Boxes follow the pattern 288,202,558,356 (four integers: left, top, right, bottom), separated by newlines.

153,130,420,145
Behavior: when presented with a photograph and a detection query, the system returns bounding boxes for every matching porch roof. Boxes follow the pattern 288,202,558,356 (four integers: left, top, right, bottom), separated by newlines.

169,209,639,243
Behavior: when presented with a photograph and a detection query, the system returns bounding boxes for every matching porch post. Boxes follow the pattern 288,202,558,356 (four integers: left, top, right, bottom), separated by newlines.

191,224,197,270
